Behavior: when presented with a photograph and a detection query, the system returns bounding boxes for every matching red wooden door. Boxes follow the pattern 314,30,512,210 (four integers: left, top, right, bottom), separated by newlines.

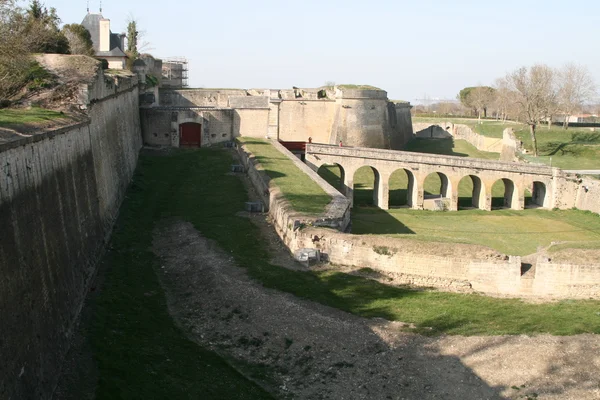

179,123,202,147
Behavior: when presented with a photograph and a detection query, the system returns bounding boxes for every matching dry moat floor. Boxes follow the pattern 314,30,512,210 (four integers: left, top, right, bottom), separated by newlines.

56,148,600,400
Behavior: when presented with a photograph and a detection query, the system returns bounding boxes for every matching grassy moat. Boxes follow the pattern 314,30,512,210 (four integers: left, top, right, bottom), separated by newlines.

78,145,600,397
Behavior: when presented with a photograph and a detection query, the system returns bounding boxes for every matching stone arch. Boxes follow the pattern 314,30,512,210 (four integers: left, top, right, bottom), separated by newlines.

423,172,451,198
422,171,451,211
316,163,345,193
530,181,548,208
353,165,381,207
388,168,417,208
457,175,486,209
491,178,517,209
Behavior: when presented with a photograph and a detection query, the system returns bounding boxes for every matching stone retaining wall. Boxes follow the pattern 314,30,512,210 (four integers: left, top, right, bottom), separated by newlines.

239,141,600,300
0,71,141,400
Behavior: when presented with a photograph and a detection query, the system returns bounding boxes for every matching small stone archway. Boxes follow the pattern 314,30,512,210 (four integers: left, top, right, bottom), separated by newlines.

491,178,520,209
457,175,487,210
531,181,549,208
388,168,418,208
422,171,451,210
316,163,345,194
352,165,382,208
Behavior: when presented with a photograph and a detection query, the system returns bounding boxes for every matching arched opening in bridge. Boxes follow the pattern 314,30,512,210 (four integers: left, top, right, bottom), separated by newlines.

491,178,516,209
388,168,416,207
317,164,345,193
528,181,547,208
353,166,380,207
457,175,485,209
179,122,202,147
423,172,451,210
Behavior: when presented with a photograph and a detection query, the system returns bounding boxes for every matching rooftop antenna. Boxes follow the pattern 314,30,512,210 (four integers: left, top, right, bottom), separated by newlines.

99,0,102,13
86,0,89,13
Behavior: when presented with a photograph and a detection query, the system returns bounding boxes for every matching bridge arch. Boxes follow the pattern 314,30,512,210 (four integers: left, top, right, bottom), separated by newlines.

421,171,452,210
388,168,417,208
352,165,382,208
316,163,345,194
530,181,549,208
458,175,487,209
491,178,520,209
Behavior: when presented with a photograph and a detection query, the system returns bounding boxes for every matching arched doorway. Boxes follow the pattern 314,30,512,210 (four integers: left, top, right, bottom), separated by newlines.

179,122,202,147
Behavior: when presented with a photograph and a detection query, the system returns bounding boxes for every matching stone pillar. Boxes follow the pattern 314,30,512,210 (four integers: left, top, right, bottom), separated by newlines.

375,172,390,210
483,183,493,211
448,178,460,211
343,171,355,208
413,174,425,210
513,184,525,210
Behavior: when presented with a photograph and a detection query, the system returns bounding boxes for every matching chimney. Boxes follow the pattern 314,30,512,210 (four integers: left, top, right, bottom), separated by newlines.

99,19,111,52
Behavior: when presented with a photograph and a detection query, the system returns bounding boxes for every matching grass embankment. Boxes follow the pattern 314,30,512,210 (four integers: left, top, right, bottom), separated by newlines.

0,107,66,126
413,117,600,169
238,137,331,214
352,208,600,256
404,138,499,159
84,148,600,398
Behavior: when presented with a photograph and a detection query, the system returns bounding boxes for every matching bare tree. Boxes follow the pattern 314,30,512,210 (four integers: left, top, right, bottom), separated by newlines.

557,63,597,129
506,64,557,157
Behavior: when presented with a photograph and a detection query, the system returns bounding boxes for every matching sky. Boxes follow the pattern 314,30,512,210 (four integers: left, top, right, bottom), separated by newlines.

40,0,600,103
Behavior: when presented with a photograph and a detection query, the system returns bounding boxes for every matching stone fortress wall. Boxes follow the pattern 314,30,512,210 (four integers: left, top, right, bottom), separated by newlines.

237,139,600,300
0,68,142,400
140,87,414,149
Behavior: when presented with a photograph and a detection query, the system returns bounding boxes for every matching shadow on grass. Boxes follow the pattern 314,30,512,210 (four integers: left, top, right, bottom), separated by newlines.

404,138,469,157
351,207,415,235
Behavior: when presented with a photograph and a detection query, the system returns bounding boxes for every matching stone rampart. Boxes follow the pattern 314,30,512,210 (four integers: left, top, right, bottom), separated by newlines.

235,139,351,234
0,72,141,400
413,122,503,153
144,87,413,151
239,140,600,299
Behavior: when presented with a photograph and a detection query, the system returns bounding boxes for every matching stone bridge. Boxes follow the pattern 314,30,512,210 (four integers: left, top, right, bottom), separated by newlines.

305,144,562,211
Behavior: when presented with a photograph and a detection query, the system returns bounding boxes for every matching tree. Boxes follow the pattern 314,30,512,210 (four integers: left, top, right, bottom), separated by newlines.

506,64,557,157
62,24,94,56
125,16,152,70
458,86,495,120
557,63,597,129
20,0,69,54
0,0,33,102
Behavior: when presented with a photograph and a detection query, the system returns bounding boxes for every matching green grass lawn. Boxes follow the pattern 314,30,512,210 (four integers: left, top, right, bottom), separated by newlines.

404,138,499,159
238,137,331,214
413,117,600,169
352,207,600,256
0,107,67,126
92,148,600,350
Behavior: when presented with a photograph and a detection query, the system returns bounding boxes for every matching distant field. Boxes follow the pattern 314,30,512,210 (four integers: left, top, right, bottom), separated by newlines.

351,207,600,256
412,117,600,169
404,138,499,160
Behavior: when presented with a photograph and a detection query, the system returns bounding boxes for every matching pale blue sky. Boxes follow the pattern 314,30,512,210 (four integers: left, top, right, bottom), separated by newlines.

43,0,600,102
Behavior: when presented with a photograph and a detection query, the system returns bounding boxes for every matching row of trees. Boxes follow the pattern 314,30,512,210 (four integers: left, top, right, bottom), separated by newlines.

459,64,597,156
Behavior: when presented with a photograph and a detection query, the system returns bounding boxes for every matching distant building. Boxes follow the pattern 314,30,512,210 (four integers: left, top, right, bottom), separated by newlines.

161,57,189,88
553,114,599,124
81,12,127,69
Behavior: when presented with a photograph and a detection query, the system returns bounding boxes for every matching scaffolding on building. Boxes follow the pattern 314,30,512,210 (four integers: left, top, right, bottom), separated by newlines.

161,57,189,88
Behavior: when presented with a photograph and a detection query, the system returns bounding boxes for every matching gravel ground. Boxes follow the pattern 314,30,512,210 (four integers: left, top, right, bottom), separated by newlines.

152,220,600,400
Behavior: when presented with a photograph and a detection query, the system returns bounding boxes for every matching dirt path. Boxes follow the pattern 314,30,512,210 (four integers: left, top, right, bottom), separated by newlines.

152,220,600,400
